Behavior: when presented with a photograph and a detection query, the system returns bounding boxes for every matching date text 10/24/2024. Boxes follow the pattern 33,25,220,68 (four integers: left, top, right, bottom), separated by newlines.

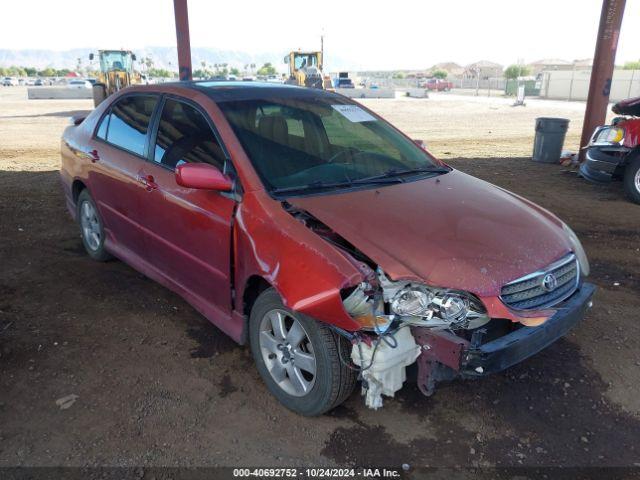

232,468,405,478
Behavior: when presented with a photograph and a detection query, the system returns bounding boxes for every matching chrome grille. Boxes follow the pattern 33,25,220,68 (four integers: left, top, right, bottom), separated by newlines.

501,254,579,310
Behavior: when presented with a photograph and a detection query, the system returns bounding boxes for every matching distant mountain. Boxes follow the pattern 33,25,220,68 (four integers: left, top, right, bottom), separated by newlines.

0,47,353,72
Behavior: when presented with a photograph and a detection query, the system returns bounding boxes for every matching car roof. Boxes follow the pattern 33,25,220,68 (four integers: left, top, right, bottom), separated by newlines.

125,80,342,103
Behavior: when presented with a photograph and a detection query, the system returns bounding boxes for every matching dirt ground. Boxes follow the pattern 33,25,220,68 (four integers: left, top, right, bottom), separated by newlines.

1,87,639,469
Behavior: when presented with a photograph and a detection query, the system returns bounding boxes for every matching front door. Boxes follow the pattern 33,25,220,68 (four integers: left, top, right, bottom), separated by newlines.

135,97,236,321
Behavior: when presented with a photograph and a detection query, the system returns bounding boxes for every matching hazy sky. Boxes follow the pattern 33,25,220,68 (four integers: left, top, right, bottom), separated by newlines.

2,0,639,70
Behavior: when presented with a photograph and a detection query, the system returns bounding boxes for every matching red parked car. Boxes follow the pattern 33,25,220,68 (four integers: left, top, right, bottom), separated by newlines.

580,96,640,204
421,78,453,91
61,82,594,415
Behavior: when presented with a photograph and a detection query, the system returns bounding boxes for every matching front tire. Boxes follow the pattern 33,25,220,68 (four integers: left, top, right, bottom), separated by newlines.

249,288,356,416
623,156,640,204
77,189,111,261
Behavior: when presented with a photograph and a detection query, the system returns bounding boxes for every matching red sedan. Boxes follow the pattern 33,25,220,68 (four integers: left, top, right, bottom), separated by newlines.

60,82,594,415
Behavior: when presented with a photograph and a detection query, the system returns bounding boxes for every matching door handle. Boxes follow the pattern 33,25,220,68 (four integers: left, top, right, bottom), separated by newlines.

77,148,99,162
137,174,158,192
85,149,100,162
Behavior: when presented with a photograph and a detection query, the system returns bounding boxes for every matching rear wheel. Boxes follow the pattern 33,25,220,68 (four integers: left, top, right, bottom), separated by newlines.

623,156,640,204
77,189,111,261
249,288,356,416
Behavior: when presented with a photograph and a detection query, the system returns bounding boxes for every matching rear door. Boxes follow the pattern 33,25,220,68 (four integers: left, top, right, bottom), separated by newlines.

135,96,237,318
89,94,160,259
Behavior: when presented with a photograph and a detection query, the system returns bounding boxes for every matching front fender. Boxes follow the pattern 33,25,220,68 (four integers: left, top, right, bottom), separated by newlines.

234,191,364,331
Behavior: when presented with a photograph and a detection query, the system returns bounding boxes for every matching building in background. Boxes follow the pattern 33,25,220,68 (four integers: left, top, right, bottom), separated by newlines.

428,62,465,78
527,58,594,76
572,58,594,70
527,58,573,76
463,60,503,80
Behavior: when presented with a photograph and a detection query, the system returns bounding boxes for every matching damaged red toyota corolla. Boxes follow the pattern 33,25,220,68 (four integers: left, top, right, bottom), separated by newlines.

60,82,595,415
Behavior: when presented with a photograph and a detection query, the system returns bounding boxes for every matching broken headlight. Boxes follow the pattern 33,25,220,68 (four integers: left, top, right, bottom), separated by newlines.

389,284,479,326
390,287,434,316
432,293,471,322
342,268,490,331
341,270,490,330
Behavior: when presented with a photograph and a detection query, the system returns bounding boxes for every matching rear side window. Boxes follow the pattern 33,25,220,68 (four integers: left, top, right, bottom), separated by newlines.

101,95,158,156
153,98,225,170
96,112,109,140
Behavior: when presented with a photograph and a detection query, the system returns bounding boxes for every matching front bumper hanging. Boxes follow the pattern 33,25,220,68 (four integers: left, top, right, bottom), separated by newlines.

412,283,596,396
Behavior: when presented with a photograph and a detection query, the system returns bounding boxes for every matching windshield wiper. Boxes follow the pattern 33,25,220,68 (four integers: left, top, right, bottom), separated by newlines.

270,180,354,195
270,176,403,195
353,166,450,184
269,166,449,196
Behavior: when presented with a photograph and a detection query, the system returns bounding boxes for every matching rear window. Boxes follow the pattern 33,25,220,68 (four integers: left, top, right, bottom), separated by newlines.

97,95,158,156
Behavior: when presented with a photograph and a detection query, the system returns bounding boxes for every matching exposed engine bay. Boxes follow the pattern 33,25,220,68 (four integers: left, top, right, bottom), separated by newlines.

342,269,493,409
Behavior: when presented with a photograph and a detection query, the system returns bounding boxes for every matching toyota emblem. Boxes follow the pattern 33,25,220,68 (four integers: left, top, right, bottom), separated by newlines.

541,273,558,292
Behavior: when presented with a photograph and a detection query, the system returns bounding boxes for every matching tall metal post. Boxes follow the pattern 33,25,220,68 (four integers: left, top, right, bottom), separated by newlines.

173,0,192,81
579,0,625,160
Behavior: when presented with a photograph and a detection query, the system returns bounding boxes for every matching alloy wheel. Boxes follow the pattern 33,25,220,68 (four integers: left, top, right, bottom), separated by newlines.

80,200,101,251
258,309,316,397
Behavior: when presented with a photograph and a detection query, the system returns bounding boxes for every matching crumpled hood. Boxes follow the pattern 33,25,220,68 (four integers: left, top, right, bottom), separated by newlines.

289,170,573,297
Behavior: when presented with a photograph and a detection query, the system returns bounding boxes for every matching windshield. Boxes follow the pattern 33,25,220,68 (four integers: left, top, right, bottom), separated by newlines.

99,51,132,72
217,94,445,195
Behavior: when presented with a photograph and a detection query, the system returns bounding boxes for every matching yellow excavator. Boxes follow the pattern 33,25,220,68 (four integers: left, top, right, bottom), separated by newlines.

89,50,142,107
284,51,332,90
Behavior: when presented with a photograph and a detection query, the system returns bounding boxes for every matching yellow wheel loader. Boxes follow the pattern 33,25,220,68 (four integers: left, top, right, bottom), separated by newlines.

89,50,142,107
284,51,332,90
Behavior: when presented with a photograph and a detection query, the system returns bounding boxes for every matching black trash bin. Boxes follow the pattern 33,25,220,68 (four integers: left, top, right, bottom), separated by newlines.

532,117,569,163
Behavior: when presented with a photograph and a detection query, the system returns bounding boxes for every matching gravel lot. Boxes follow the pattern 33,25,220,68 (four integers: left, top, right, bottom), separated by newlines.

1,87,639,470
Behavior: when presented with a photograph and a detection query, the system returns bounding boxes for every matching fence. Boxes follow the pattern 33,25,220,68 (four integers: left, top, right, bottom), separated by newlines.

452,77,506,91
539,69,640,102
385,77,508,91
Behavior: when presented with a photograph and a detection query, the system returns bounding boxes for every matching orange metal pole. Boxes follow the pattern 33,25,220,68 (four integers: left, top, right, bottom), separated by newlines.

173,0,192,81
579,0,625,161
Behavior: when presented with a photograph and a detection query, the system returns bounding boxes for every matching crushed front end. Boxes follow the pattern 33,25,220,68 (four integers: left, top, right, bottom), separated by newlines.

285,203,595,410
341,256,595,409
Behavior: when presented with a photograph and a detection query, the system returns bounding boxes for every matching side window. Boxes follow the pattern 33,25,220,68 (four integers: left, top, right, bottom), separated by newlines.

96,110,110,140
153,99,225,170
105,95,158,156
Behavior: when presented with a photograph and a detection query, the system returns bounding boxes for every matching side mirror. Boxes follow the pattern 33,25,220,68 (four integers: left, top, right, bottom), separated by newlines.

175,163,233,191
89,53,94,61
70,114,87,126
131,54,137,61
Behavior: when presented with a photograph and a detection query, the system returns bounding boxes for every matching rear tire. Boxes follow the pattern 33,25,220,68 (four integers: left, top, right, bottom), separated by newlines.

623,156,640,205
77,189,111,261
248,288,356,416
